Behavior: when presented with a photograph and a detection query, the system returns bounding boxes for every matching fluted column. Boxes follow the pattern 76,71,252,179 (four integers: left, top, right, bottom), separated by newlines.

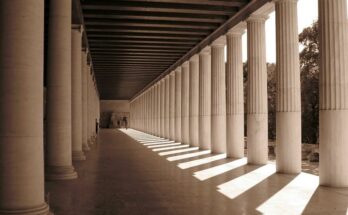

175,67,182,143
0,1,50,213
226,24,246,158
150,87,154,134
275,0,301,174
211,36,227,154
165,76,170,138
181,61,190,145
87,72,94,144
160,80,165,137
156,83,161,136
169,72,176,140
154,84,159,135
247,15,268,165
71,25,86,161
319,0,348,187
199,47,212,150
189,55,199,147
46,0,77,180
82,52,90,151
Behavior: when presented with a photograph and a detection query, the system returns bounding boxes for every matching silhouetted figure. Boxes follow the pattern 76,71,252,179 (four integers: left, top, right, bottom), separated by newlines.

95,119,99,134
117,120,120,128
123,117,128,129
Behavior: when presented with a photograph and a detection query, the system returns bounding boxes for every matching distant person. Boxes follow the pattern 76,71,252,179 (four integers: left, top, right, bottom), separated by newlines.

123,117,128,129
117,120,120,128
95,119,99,134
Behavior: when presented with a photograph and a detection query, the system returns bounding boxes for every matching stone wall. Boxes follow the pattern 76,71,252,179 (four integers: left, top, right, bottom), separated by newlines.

100,100,130,128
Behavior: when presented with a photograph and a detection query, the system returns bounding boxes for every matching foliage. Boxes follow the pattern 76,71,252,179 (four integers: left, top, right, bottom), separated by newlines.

243,21,319,144
299,21,319,144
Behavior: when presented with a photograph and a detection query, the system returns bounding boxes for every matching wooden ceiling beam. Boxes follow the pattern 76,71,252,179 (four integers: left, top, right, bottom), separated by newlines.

83,14,225,23
82,0,247,8
86,28,209,36
82,5,235,16
88,38,198,45
84,19,218,30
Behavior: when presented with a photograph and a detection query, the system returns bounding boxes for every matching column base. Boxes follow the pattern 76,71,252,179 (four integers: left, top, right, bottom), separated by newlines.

83,143,90,151
72,150,86,161
88,139,95,146
0,203,51,215
319,110,348,187
45,165,78,181
247,113,268,165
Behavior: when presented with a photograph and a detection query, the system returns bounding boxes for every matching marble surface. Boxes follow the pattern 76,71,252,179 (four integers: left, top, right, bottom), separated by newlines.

46,129,348,215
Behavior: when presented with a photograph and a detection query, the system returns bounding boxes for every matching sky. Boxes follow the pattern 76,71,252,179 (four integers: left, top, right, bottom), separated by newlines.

240,0,319,63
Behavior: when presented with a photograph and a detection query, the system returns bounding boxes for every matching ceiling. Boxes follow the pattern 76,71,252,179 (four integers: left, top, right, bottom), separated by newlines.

79,0,253,100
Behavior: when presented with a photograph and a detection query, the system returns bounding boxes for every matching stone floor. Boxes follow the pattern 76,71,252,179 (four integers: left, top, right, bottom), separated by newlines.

46,129,348,215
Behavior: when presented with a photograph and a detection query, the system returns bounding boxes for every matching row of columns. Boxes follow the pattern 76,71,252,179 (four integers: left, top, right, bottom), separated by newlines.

130,0,348,188
0,0,100,214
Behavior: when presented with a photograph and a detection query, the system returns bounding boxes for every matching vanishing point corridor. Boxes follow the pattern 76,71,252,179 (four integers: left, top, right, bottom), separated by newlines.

46,129,348,215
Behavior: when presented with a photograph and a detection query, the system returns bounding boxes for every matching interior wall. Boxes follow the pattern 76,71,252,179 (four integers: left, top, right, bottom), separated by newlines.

100,100,130,128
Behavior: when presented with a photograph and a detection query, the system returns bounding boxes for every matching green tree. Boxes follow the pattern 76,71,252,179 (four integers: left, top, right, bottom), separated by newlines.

299,21,319,144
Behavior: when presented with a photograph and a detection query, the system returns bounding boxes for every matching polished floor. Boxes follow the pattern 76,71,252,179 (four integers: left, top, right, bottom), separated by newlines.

46,129,348,215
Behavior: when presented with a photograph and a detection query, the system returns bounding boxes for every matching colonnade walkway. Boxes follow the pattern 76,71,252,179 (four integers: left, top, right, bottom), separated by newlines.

46,129,348,215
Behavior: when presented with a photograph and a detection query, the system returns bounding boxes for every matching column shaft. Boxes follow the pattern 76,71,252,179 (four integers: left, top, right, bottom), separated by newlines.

226,27,245,158
247,15,268,165
0,0,50,213
169,73,176,140
160,80,165,137
199,47,212,150
181,62,190,145
46,0,77,180
165,76,170,138
275,0,301,173
71,26,86,161
319,0,348,187
189,55,199,147
175,68,182,142
82,52,90,151
211,37,227,153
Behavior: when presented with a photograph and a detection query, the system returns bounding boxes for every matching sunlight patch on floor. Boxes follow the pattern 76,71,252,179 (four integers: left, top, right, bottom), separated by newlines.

217,164,276,199
193,158,247,181
256,172,319,215
139,139,168,143
143,141,175,146
159,147,199,156
166,150,211,162
177,153,226,169
147,142,179,148
152,144,189,152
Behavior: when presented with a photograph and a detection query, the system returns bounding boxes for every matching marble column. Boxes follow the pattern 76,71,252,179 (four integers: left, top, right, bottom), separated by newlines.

247,15,268,165
87,71,94,144
46,0,78,180
156,83,161,136
319,0,348,187
169,72,176,140
211,36,227,154
153,84,158,136
165,76,170,138
181,61,190,145
175,67,182,143
161,80,165,137
275,0,301,174
226,24,245,158
149,87,153,134
189,55,200,147
71,25,86,161
82,51,90,151
0,0,50,214
199,47,212,150
145,92,148,132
